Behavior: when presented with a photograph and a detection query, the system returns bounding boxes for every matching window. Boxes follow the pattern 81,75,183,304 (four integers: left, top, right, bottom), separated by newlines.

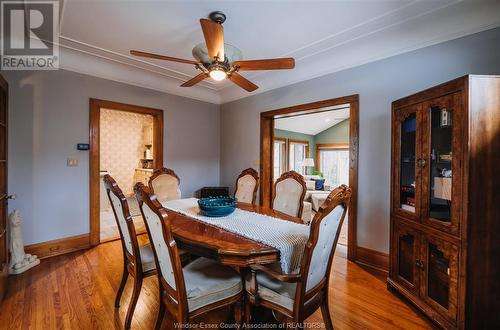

273,139,286,181
289,141,309,175
318,147,349,188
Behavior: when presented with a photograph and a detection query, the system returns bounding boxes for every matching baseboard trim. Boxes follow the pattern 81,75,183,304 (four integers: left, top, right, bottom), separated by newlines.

355,246,389,275
25,234,90,259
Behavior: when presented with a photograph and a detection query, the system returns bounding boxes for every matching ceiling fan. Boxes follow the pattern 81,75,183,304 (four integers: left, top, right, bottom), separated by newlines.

130,11,295,92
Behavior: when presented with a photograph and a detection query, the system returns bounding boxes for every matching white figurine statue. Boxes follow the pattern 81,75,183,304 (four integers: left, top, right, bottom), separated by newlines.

9,209,40,274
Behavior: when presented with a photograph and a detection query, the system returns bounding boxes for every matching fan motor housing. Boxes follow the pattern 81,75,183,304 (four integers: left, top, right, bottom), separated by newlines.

209,11,226,24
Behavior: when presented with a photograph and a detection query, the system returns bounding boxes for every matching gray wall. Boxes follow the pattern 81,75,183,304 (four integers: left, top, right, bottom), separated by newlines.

220,27,500,253
4,69,220,245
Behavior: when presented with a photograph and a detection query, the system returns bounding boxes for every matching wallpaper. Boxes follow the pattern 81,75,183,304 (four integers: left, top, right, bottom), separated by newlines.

100,109,153,195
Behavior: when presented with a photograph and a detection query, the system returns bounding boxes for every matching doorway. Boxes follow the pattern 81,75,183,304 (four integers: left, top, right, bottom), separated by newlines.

260,95,359,260
89,99,163,246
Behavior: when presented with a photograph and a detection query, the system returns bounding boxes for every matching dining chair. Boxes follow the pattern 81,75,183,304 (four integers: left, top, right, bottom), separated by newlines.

148,167,182,202
246,185,352,330
134,183,243,329
103,175,156,330
234,168,259,204
272,171,307,218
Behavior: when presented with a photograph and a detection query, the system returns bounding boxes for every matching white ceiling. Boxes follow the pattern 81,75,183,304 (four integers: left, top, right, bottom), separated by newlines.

57,0,500,104
275,106,350,135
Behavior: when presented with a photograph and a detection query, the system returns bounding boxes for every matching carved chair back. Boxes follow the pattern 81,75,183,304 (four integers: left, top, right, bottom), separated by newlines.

234,168,259,204
294,185,352,317
134,183,189,321
103,175,141,262
148,168,181,202
272,171,307,217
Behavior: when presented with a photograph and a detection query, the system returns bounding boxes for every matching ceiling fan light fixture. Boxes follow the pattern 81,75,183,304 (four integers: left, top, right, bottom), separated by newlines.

209,69,227,81
208,62,228,81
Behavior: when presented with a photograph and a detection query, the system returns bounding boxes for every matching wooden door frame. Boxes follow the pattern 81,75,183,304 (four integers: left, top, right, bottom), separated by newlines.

260,95,359,261
0,74,9,302
89,99,164,246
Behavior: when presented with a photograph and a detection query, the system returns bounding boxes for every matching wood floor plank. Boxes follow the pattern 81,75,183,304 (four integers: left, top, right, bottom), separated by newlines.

0,240,434,329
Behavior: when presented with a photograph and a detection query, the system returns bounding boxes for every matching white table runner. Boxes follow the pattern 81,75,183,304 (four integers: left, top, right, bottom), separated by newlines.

162,198,309,273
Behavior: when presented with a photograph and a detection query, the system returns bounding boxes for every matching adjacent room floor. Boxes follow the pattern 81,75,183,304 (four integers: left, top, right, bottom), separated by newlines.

0,239,433,329
100,197,146,242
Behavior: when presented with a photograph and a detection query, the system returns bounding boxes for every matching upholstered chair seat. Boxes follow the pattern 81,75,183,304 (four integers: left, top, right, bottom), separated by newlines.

246,186,352,330
183,258,242,311
234,168,259,204
245,263,297,310
272,171,307,218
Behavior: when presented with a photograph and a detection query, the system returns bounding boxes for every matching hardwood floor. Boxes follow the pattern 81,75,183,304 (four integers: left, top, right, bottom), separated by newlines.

0,239,434,329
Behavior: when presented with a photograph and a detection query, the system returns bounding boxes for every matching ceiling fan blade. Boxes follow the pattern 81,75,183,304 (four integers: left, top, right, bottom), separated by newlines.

228,72,258,92
180,72,208,87
130,50,200,65
232,58,295,71
200,18,224,61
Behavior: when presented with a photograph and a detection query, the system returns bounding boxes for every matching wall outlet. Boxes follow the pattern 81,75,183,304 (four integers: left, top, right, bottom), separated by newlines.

67,158,79,167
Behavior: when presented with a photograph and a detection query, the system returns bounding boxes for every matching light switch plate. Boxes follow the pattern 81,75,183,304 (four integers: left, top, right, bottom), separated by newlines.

67,158,79,167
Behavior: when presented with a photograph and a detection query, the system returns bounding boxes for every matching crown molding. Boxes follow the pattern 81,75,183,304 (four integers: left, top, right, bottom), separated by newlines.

53,0,500,105
58,42,221,104
218,1,500,103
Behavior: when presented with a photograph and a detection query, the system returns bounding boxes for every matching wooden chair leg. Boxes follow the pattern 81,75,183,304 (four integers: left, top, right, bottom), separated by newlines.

124,276,143,330
115,266,129,308
233,300,243,326
244,298,252,325
321,300,334,330
155,300,166,330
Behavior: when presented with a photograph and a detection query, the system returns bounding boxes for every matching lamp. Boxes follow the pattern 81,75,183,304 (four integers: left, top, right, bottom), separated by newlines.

303,158,315,175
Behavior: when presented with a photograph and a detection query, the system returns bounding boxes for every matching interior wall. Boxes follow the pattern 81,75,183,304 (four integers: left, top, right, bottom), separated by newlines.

220,27,500,253
4,69,220,245
315,119,350,145
100,109,153,195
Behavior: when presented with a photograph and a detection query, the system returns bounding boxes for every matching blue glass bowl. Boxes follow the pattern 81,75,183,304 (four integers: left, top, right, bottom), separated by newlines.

198,196,237,217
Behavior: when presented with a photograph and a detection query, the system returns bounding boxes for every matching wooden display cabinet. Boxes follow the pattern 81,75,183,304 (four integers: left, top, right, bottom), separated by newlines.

388,75,500,329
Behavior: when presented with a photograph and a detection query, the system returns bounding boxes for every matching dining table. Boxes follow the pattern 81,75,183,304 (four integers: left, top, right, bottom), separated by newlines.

163,202,304,268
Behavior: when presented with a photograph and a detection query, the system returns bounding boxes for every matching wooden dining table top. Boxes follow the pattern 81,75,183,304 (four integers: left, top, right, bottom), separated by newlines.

164,202,303,267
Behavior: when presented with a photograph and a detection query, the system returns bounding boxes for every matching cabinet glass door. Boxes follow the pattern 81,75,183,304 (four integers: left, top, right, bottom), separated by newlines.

421,93,463,235
420,236,459,325
392,223,420,293
393,105,422,220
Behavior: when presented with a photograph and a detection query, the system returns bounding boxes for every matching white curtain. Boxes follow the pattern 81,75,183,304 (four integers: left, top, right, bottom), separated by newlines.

320,149,349,187
289,143,307,175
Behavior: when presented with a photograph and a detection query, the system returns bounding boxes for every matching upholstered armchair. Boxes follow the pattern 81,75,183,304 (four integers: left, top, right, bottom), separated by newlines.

246,185,352,330
148,168,181,202
234,168,259,204
103,175,156,330
272,171,307,220
134,183,243,329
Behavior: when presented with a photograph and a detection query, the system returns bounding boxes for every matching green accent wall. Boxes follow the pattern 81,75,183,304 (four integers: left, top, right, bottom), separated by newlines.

315,119,350,144
274,119,350,170
274,129,316,160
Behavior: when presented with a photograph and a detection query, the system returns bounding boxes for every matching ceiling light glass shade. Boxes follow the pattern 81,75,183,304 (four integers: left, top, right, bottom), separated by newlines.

209,69,227,81
192,42,243,64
